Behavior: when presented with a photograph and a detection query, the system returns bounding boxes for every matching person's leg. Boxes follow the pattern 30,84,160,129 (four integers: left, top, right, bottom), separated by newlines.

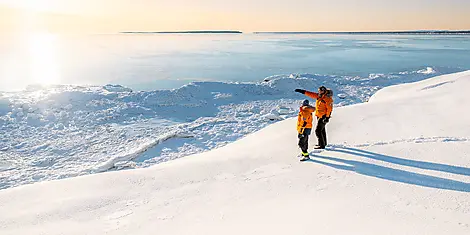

298,128,311,155
303,134,309,153
299,129,311,161
315,119,322,146
315,118,326,147
298,134,308,153
322,125,327,147
303,128,311,154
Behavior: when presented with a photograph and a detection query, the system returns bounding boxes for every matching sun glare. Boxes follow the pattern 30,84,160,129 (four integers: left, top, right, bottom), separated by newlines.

28,33,61,85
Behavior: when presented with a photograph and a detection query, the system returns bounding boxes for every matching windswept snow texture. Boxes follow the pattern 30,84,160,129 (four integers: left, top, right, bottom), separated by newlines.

0,67,462,189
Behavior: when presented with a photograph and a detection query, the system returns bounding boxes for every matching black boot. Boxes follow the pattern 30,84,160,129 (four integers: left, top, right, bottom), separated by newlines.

314,145,325,149
300,155,310,162
300,153,310,161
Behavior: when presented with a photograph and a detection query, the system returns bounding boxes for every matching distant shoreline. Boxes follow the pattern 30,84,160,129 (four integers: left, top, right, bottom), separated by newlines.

120,31,243,34
254,30,470,35
119,30,470,35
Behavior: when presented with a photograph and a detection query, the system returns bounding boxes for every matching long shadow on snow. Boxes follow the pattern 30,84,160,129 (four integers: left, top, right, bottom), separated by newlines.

307,155,470,193
329,146,470,177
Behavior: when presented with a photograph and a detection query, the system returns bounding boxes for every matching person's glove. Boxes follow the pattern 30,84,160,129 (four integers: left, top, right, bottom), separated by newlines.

323,117,330,123
298,133,304,138
295,89,306,94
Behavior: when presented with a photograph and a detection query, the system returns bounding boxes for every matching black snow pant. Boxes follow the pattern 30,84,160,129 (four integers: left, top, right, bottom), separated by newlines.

298,128,312,154
315,117,328,147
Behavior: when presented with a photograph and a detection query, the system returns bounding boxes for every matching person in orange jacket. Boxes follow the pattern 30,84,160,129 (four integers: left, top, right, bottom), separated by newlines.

295,86,333,150
297,99,316,160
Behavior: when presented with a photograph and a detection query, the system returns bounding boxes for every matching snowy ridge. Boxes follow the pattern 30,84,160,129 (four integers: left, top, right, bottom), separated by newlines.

93,132,194,173
0,66,462,189
0,70,469,235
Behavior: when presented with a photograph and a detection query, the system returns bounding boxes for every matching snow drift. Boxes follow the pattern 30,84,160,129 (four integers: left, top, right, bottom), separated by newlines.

0,71,469,234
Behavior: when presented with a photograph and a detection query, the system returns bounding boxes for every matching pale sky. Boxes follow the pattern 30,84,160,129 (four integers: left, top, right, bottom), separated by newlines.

1,0,470,33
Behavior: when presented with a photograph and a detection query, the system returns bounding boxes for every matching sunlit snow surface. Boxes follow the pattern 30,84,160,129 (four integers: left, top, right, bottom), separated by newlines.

0,66,460,189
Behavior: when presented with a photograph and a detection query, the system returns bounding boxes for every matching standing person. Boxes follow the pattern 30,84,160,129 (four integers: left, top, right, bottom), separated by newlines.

295,86,333,149
297,99,315,161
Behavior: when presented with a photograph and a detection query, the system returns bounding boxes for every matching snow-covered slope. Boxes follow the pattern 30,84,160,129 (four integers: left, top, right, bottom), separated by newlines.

1,67,453,190
1,71,470,235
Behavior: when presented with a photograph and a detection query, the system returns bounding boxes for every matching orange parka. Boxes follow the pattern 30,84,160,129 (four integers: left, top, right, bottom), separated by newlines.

297,106,315,134
305,91,333,118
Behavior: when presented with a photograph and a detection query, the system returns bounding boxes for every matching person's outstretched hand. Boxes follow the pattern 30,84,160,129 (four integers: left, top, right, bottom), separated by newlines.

295,89,306,94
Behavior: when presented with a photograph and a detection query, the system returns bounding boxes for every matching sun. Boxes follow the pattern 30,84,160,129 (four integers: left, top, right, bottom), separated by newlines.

1,1,63,86
28,32,61,85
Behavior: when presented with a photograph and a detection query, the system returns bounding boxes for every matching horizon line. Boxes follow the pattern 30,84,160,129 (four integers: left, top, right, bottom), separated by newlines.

118,30,470,35
254,30,470,34
120,30,243,34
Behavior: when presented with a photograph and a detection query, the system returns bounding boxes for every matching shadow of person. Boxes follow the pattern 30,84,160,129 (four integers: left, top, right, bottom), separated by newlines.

307,154,470,193
327,146,470,177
